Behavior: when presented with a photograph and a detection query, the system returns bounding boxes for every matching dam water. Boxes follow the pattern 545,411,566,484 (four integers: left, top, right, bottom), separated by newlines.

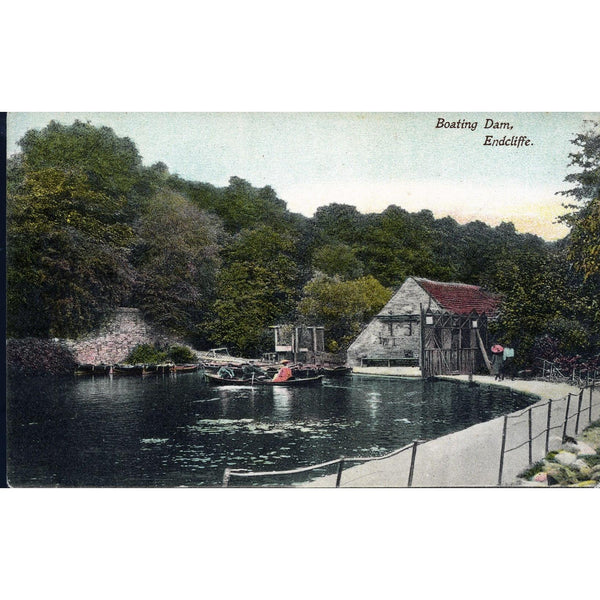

7,372,536,487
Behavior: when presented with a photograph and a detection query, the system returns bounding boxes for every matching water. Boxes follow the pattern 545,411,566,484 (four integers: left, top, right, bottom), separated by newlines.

6,372,536,487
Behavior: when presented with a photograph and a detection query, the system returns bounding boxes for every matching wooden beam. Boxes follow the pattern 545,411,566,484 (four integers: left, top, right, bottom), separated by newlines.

476,328,492,373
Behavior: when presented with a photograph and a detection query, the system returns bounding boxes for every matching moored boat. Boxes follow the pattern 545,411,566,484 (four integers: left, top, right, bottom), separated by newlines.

322,366,352,377
74,364,112,375
173,364,200,373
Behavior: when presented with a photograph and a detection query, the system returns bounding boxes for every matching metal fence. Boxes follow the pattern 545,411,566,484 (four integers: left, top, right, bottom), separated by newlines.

498,385,600,485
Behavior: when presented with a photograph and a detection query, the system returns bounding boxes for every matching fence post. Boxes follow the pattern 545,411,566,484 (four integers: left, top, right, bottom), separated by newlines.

335,458,345,488
562,393,572,440
222,468,231,488
545,399,552,454
590,386,594,424
575,389,584,435
407,441,419,487
528,407,533,465
498,415,508,486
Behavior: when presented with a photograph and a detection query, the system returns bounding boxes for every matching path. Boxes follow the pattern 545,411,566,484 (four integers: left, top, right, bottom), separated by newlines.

303,376,599,487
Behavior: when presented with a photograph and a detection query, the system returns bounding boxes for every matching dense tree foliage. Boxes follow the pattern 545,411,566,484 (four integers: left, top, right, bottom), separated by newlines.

7,118,599,364
132,190,223,337
298,274,392,351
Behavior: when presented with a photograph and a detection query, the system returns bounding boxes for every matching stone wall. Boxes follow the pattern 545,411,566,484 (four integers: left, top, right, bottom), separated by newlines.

347,277,441,367
64,307,182,365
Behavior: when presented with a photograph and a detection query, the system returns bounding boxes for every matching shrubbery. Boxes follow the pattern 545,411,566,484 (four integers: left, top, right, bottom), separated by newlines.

124,343,197,364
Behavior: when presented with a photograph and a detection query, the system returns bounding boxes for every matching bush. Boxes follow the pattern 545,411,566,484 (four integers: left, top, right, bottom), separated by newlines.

124,343,197,364
168,345,197,364
124,344,168,364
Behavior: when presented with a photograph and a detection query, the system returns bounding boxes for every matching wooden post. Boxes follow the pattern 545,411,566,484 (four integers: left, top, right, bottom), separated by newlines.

528,407,533,465
562,393,572,440
222,468,231,488
545,399,552,454
498,415,508,486
590,386,593,423
575,389,584,435
407,441,419,487
335,458,345,488
419,304,426,378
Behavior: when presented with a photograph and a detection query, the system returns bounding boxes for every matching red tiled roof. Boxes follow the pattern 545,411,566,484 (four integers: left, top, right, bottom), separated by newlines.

414,277,500,315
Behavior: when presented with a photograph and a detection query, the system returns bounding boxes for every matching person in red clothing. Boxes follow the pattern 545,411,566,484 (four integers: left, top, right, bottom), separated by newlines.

272,359,293,382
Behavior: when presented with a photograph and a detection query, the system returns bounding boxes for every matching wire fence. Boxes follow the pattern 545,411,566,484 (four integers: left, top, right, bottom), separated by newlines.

498,385,599,485
223,385,599,488
222,439,425,488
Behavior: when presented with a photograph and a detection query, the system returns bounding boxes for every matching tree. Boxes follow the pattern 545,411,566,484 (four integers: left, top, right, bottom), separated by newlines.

557,120,600,280
7,168,134,337
298,274,392,350
18,120,142,199
204,225,302,356
311,243,364,280
132,190,223,337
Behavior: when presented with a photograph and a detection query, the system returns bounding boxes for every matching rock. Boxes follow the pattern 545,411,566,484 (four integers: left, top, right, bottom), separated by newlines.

547,436,564,452
533,471,547,482
555,451,577,466
574,441,597,455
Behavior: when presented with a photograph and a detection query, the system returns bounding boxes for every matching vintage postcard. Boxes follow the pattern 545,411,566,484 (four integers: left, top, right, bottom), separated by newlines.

5,112,600,488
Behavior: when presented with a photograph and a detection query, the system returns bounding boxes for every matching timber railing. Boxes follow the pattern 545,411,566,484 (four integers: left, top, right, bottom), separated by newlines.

222,439,425,488
498,385,600,485
536,358,599,387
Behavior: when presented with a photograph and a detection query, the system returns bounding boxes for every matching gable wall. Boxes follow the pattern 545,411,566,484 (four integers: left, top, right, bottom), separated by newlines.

347,278,440,367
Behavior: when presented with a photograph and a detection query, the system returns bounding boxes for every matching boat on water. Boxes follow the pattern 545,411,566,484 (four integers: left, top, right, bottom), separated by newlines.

204,372,256,385
204,372,324,387
322,366,352,377
172,363,201,373
74,364,112,375
255,375,324,387
113,364,149,375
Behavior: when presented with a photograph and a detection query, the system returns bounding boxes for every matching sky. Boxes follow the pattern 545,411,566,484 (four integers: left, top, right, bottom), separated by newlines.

7,112,599,240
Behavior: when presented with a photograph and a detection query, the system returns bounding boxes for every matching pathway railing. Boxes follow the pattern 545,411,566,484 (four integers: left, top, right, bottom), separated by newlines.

223,385,599,488
222,439,425,488
498,385,600,485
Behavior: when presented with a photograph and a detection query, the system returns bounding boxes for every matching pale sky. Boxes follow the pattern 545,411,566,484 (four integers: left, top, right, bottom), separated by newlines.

8,112,599,240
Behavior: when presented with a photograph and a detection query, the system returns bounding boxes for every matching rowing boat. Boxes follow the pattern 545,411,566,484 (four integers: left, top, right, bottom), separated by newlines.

254,375,324,387
204,372,255,385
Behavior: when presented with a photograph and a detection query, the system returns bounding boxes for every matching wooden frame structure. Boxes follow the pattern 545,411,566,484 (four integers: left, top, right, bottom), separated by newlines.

420,307,491,377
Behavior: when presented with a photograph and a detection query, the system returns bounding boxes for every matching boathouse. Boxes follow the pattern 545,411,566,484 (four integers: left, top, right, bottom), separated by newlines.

269,323,325,363
346,277,500,376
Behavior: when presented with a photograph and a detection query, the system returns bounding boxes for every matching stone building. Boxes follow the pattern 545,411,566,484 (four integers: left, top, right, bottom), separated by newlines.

346,277,500,376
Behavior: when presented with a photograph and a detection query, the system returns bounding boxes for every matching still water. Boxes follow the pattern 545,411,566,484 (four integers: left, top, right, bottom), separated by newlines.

7,372,535,487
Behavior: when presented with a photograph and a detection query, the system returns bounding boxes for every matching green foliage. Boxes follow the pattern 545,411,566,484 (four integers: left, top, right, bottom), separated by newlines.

168,345,197,364
18,120,142,199
204,225,303,356
298,274,392,349
125,344,168,364
7,167,134,337
124,343,196,364
517,461,545,480
132,190,223,336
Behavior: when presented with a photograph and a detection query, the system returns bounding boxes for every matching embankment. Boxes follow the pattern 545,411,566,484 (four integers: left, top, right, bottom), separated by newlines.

304,376,599,487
